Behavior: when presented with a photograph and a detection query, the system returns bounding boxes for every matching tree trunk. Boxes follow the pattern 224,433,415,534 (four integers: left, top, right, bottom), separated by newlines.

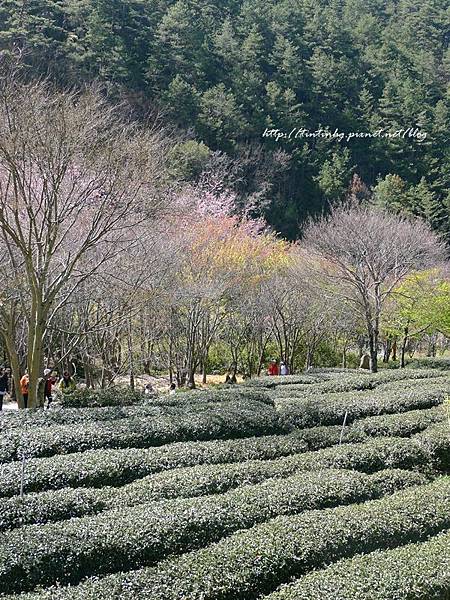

305,346,313,370
392,339,397,361
127,320,135,391
368,329,378,373
382,337,392,363
1,317,24,408
400,326,409,368
27,313,45,408
427,334,437,357
187,368,196,389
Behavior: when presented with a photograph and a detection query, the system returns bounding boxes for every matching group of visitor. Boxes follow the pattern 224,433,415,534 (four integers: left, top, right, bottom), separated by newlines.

267,359,289,376
144,381,177,396
0,367,77,410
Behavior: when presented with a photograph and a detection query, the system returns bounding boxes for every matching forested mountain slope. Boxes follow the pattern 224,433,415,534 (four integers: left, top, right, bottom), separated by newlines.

0,0,448,238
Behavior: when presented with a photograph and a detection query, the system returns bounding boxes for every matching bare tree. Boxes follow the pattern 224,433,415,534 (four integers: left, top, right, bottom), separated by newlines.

302,203,445,372
0,79,168,406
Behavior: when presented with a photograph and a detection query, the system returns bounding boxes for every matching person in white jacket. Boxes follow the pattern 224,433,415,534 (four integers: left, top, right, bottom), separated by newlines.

280,361,289,376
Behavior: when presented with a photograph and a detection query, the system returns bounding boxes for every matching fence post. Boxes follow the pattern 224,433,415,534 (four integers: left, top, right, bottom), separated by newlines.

19,455,26,499
339,411,348,445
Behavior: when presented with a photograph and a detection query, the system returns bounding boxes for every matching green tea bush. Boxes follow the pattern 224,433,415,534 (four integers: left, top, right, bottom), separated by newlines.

0,389,273,433
0,399,283,463
60,386,274,408
351,405,445,438
58,387,144,408
415,422,450,472
243,375,325,389
273,370,446,398
10,478,449,600
0,434,431,499
144,388,275,406
266,528,450,600
276,386,448,429
406,357,450,370
3,428,411,532
0,432,310,498
0,468,426,594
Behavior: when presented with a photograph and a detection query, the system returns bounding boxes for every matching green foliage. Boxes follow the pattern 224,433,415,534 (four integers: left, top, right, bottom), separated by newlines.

0,397,282,464
275,381,448,429
0,370,449,598
351,405,445,438
12,478,450,599
384,270,450,340
0,468,427,594
267,529,450,600
314,148,353,203
58,386,143,408
406,356,450,370
166,140,211,181
416,421,450,472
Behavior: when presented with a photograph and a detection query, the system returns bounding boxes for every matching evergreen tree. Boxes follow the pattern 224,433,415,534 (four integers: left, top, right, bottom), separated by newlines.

314,149,353,204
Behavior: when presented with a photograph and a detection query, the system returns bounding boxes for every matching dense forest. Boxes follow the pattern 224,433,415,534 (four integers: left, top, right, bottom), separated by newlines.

0,0,449,238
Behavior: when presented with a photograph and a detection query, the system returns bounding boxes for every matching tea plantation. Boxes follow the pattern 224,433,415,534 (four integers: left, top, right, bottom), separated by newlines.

0,368,449,599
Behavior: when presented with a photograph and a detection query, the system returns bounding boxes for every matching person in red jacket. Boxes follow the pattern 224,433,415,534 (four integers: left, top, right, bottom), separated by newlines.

44,369,57,409
268,359,279,376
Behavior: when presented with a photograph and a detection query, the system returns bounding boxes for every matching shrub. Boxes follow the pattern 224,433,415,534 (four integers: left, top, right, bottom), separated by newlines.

60,386,274,408
10,478,450,600
0,432,309,498
0,399,283,463
273,370,447,398
351,405,445,438
266,528,450,600
0,389,273,433
406,357,450,370
144,388,275,407
0,434,431,499
0,468,427,594
0,424,401,532
58,387,144,408
243,375,325,389
276,386,448,429
415,422,450,472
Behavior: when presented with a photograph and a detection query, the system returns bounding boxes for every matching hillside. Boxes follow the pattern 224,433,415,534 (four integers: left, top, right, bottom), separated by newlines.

1,0,449,238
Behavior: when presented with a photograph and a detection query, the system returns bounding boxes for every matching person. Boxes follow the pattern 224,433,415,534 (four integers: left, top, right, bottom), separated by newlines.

44,370,57,409
280,361,289,376
0,367,9,411
20,372,29,408
144,382,154,395
359,354,370,370
268,359,279,376
59,371,76,394
169,382,176,395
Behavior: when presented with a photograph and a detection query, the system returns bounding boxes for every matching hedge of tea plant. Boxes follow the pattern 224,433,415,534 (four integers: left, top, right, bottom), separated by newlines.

276,385,448,429
266,527,450,600
0,389,273,433
406,357,450,370
0,398,283,463
8,478,449,600
0,433,426,532
0,431,433,499
350,405,445,438
415,421,450,472
0,468,427,594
